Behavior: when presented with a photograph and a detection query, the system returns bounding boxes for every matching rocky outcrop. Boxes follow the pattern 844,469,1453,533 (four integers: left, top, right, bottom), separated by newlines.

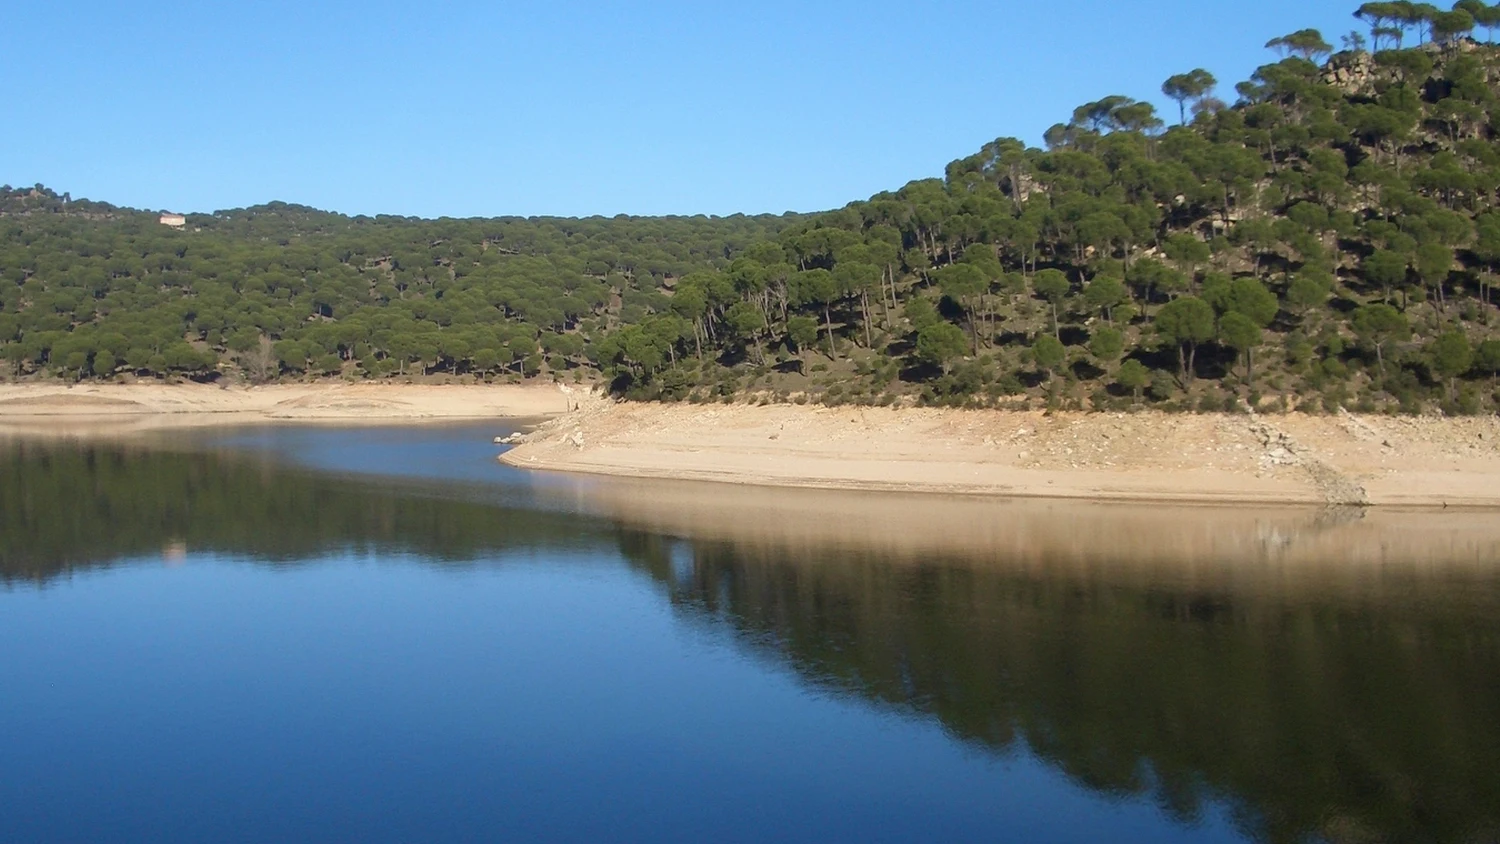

1246,416,1369,507
1322,50,1377,96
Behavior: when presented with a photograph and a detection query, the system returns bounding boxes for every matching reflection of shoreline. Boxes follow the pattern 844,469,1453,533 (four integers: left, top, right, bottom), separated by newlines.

0,440,606,586
557,474,1500,575
618,527,1500,844
9,430,1500,591
5,431,1497,844
609,521,1500,844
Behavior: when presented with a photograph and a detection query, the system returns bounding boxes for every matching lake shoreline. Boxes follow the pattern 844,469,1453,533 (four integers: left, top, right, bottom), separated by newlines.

501,400,1500,508
5,382,1498,508
0,382,575,436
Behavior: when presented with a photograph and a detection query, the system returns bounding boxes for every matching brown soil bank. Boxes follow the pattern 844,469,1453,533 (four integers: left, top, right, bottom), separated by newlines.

501,402,1500,508
0,382,575,436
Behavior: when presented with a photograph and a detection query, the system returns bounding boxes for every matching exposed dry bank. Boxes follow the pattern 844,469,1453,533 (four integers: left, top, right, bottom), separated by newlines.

0,382,574,436
502,401,1500,507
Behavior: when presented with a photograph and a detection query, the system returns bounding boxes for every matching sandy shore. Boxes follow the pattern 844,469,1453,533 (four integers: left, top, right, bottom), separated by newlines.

6,382,1497,508
502,400,1500,508
0,382,575,435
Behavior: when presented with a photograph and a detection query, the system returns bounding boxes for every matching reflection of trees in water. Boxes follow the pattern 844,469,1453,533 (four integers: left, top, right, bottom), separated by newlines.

0,443,599,584
7,441,1500,844
615,528,1500,844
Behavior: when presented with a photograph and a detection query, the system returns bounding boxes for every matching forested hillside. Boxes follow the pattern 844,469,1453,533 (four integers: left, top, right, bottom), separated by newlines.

602,3,1500,415
0,189,799,381
7,0,1500,414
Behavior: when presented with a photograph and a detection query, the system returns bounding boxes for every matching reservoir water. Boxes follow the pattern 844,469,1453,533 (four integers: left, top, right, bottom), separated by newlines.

3,423,1499,843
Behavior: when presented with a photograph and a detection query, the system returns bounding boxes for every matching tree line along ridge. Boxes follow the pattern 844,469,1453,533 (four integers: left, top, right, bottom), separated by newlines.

5,1,1500,415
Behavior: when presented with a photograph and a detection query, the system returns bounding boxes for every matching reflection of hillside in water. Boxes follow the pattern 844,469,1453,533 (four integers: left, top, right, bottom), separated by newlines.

0,441,604,583
566,474,1500,571
602,488,1500,844
5,440,1500,844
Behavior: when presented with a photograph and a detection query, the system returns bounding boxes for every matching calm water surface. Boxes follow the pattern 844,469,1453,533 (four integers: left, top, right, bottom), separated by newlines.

2,423,1499,843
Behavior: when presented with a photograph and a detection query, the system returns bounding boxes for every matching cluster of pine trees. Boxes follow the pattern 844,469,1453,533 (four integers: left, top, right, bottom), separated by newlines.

600,3,1500,414
0,190,796,382
5,2,1500,414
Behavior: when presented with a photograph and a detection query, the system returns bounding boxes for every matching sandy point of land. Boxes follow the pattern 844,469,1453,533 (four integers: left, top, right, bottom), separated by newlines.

501,400,1500,508
0,381,575,436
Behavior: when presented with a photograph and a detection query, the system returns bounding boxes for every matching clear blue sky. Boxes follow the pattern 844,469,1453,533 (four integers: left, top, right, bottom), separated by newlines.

6,0,1360,218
